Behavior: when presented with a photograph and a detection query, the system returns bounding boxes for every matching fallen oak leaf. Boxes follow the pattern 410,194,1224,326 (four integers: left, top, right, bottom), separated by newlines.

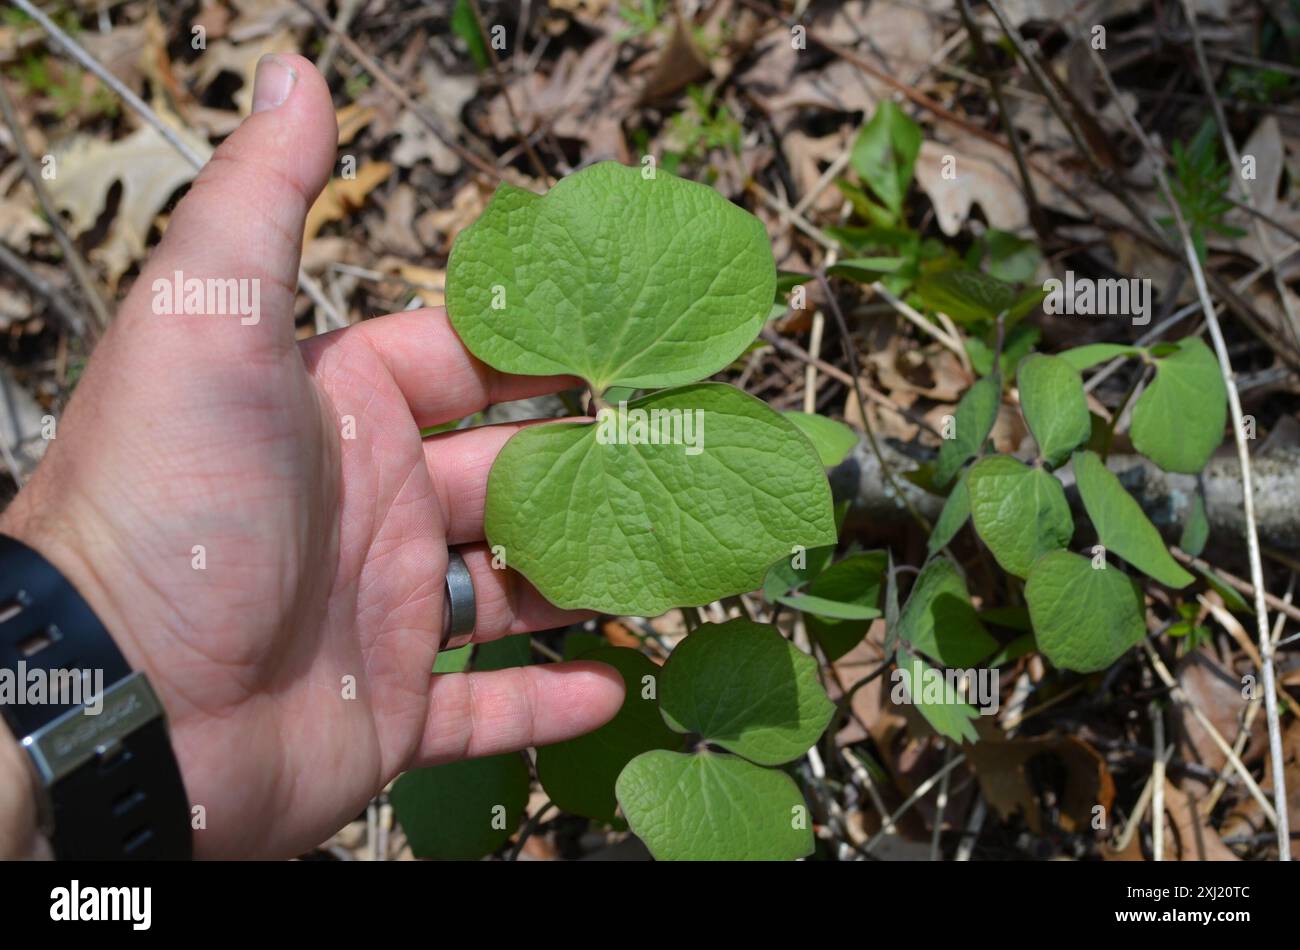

303,161,393,243
47,110,213,287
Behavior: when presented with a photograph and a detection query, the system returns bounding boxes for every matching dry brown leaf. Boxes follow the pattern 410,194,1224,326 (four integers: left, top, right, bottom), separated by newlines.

0,190,49,252
914,139,1029,236
335,103,376,147
967,734,1115,834
372,185,423,259
47,113,212,286
483,39,630,163
1261,719,1300,859
1175,649,1261,776
415,180,490,253
303,162,392,243
1161,782,1239,860
389,61,476,174
192,30,296,115
639,16,711,104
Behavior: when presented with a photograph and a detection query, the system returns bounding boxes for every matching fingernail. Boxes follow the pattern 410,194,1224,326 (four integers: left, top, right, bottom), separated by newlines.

252,55,297,114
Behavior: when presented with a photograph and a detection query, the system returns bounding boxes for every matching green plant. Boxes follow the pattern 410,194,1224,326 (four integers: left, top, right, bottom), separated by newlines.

388,146,1230,861
616,0,667,40
1160,118,1246,262
663,86,743,163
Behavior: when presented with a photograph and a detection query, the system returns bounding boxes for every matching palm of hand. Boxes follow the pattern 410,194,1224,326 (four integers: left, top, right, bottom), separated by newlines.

1,54,621,858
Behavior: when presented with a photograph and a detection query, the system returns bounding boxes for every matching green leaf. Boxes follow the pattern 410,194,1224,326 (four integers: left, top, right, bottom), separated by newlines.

967,455,1073,578
450,0,490,71
1179,491,1210,558
934,373,1000,486
893,647,980,744
1130,337,1227,473
927,468,971,555
1025,550,1147,672
776,593,881,620
896,557,997,666
1017,354,1091,467
446,161,775,392
433,644,472,673
390,754,530,860
979,230,1042,283
802,551,888,661
474,633,532,671
850,100,922,218
616,749,813,860
1196,566,1252,615
916,269,1021,325
967,323,1039,378
659,619,834,766
486,383,836,615
1073,450,1193,588
562,630,607,661
783,411,858,466
763,544,836,601
1057,343,1143,372
536,647,683,823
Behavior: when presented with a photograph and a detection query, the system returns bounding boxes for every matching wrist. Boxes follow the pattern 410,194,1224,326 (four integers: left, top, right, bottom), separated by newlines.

0,489,154,688
0,489,194,859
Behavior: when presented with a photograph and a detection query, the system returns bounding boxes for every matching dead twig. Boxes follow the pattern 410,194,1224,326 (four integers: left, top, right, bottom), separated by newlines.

0,78,109,337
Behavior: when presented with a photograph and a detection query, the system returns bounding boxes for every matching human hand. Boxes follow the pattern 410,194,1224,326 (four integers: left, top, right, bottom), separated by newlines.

0,54,623,859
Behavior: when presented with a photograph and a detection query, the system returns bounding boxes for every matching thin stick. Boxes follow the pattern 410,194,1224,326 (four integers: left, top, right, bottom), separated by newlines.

316,0,364,78
0,77,109,336
1151,702,1166,861
862,753,967,856
0,240,85,337
468,0,550,183
818,272,932,532
12,0,347,331
1081,248,1300,394
1112,745,1174,853
929,743,954,861
869,280,967,364
1141,640,1277,826
1204,579,1293,815
803,310,824,414
759,326,942,438
1078,25,1290,861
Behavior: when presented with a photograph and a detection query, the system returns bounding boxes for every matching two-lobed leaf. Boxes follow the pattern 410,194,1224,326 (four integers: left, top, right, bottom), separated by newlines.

616,750,812,861
1025,550,1147,672
1130,337,1226,473
486,383,836,615
799,551,888,661
446,161,775,392
850,101,922,219
659,619,834,766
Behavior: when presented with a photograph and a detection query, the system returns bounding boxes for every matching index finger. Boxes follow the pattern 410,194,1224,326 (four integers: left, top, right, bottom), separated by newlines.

300,307,582,429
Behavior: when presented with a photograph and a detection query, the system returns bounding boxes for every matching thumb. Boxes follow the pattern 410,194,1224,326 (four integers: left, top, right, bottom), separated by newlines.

130,54,337,350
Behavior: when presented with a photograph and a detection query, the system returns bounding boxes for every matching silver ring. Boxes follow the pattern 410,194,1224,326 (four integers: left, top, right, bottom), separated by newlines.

441,549,476,651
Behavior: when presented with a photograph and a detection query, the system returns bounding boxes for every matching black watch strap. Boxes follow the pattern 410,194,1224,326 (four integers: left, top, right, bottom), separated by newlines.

0,534,192,859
